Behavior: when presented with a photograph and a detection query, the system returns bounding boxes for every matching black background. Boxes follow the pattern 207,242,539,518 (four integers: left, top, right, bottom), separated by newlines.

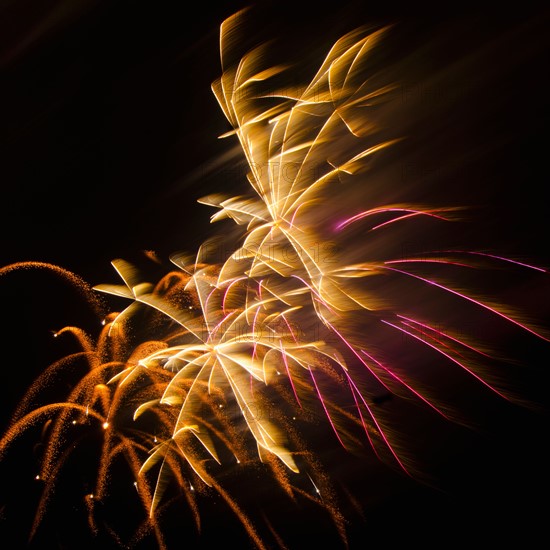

1,1,549,548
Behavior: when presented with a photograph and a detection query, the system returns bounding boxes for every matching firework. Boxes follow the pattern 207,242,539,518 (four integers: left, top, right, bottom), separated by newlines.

1,9,548,549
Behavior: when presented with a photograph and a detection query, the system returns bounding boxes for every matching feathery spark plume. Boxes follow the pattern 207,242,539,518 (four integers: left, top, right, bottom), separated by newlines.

1,10,547,549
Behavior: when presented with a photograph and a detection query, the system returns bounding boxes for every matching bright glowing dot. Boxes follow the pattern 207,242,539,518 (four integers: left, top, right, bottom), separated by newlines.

236,458,240,464
308,474,320,495
88,493,94,499
35,475,40,480
101,319,106,326
72,420,77,425
154,437,158,443
276,371,281,375
292,416,296,420
218,404,223,408
102,422,109,430
188,306,193,309
190,484,195,491
53,332,58,338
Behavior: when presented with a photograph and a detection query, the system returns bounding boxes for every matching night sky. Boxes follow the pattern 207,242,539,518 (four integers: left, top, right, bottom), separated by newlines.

1,2,549,548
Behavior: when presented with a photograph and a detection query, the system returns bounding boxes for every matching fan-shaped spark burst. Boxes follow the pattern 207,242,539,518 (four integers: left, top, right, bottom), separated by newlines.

1,10,547,549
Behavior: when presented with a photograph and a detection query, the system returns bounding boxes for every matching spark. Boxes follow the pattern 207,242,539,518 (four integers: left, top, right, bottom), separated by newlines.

307,473,321,496
384,266,549,342
381,319,509,400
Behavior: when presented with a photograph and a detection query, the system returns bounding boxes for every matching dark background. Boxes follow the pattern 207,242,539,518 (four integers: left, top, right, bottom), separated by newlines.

1,1,549,548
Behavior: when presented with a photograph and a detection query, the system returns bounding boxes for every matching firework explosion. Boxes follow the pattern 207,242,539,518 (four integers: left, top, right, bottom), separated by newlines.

1,8,548,549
